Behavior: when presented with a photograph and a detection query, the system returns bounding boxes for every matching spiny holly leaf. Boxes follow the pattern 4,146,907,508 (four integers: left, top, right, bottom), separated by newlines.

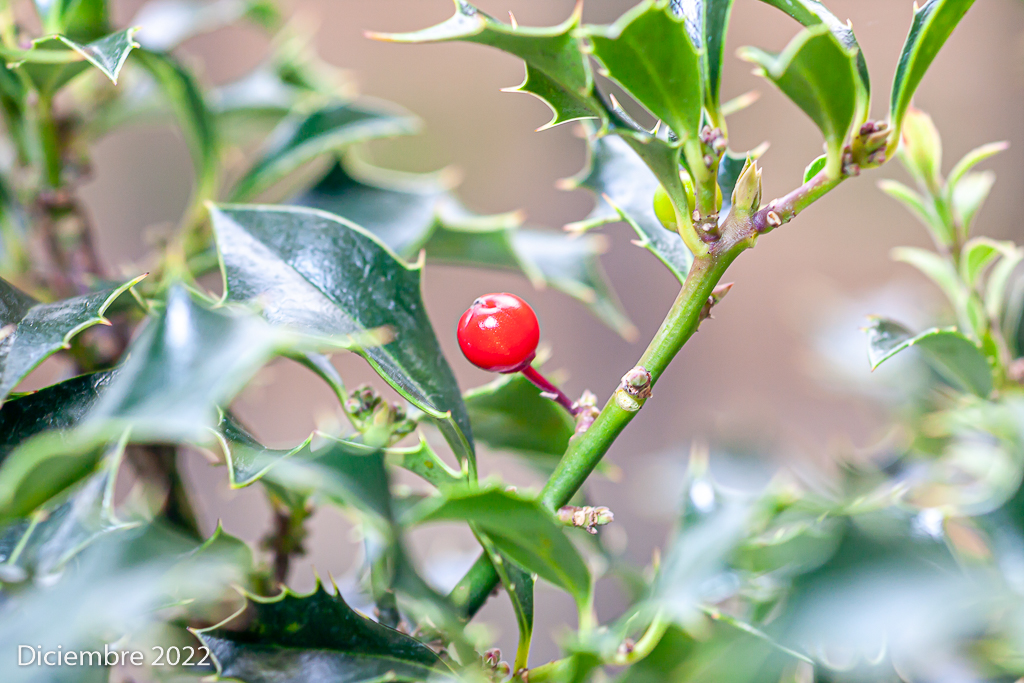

0,275,140,404
229,102,419,201
13,28,139,93
214,410,313,488
406,486,591,609
890,0,975,150
370,0,602,131
385,435,464,489
133,0,276,51
476,532,534,670
564,130,693,283
668,0,736,121
133,50,219,209
584,1,703,144
195,582,454,683
33,0,109,42
464,371,574,465
209,204,474,466
864,317,992,397
739,25,858,177
297,159,636,339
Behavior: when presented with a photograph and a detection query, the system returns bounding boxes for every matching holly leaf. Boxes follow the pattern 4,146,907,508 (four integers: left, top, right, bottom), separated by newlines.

0,275,141,404
564,130,693,283
195,583,455,683
369,0,602,131
864,317,992,397
297,159,636,339
33,0,110,42
209,204,474,466
739,25,858,177
668,0,736,120
406,486,591,609
229,102,418,201
464,371,574,465
890,0,975,147
477,533,534,670
584,0,703,144
13,28,139,93
214,409,313,489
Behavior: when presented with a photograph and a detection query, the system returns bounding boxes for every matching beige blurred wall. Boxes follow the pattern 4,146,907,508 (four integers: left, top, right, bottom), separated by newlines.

76,0,1024,664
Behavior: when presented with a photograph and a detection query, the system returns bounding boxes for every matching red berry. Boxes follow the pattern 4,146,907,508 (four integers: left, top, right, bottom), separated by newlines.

457,293,540,373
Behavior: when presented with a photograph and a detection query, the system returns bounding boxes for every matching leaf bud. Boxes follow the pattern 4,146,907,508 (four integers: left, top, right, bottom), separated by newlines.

899,107,943,192
730,157,762,216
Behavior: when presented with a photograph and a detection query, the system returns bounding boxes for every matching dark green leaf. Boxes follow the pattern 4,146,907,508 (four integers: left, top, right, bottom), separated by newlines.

209,204,474,465
14,28,138,93
668,0,736,120
229,102,418,201
890,0,975,144
585,1,703,143
215,409,313,488
195,583,454,683
477,533,534,670
370,1,601,131
464,371,573,464
0,275,141,404
34,0,109,42
297,159,636,339
406,487,591,608
739,25,858,176
564,129,693,283
864,317,992,397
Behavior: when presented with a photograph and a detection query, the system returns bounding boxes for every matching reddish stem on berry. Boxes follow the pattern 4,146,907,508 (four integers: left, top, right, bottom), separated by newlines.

519,364,577,415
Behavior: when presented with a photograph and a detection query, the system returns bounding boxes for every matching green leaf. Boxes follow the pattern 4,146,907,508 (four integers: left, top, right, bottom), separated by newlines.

985,246,1023,321
0,275,140,404
878,179,949,245
1006,275,1024,358
209,204,474,466
33,0,110,42
669,0,736,121
214,409,313,488
864,317,992,397
584,1,703,143
464,371,574,464
739,25,858,176
133,50,220,208
890,0,975,145
385,436,463,489
132,0,271,51
564,130,693,283
297,159,635,339
959,238,1014,289
803,154,827,183
951,171,994,236
477,533,534,671
947,140,1009,192
891,246,964,310
370,1,601,131
13,28,139,93
195,583,454,683
229,102,419,201
406,486,591,609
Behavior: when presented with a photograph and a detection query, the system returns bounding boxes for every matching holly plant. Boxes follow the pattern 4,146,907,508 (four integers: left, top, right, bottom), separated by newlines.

3,0,1023,682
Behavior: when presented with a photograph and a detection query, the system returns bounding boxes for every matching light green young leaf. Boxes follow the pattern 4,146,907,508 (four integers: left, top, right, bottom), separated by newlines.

898,106,943,192
195,583,455,683
369,1,602,131
209,204,474,466
803,154,827,184
951,170,994,236
739,25,858,177
878,179,950,246
0,275,142,404
584,0,703,143
407,487,592,609
464,371,574,465
947,140,1009,192
229,102,419,201
889,0,975,149
892,246,964,310
385,435,463,489
13,28,139,93
297,159,635,339
959,238,1014,289
985,246,1023,321
864,317,992,397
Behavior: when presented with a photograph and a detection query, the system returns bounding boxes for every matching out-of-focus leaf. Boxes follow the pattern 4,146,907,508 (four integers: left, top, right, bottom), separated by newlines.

1006,275,1024,358
0,275,141,404
464,371,573,464
951,170,994,236
229,101,418,201
669,0,736,121
369,1,601,131
959,238,1014,289
739,25,858,176
297,160,635,338
890,0,975,147
803,154,827,184
195,582,455,683
407,486,591,609
898,106,943,192
33,0,109,42
891,246,964,309
209,204,474,465
132,0,275,51
585,1,703,143
477,532,534,670
985,246,1023,321
864,317,992,397
14,28,138,93
878,179,949,245
947,140,1009,192
564,130,693,283
133,50,219,208
214,410,313,488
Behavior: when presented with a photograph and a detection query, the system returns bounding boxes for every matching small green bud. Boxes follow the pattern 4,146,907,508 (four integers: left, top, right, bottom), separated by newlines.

730,157,762,216
899,107,943,192
652,172,696,232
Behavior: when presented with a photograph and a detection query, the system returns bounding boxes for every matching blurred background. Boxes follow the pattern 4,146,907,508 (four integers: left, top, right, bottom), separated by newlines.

54,0,1024,665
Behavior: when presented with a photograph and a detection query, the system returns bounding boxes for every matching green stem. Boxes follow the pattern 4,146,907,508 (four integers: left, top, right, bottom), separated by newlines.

36,92,61,188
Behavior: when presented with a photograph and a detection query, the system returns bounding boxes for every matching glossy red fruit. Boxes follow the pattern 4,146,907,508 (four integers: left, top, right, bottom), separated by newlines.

457,293,540,373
